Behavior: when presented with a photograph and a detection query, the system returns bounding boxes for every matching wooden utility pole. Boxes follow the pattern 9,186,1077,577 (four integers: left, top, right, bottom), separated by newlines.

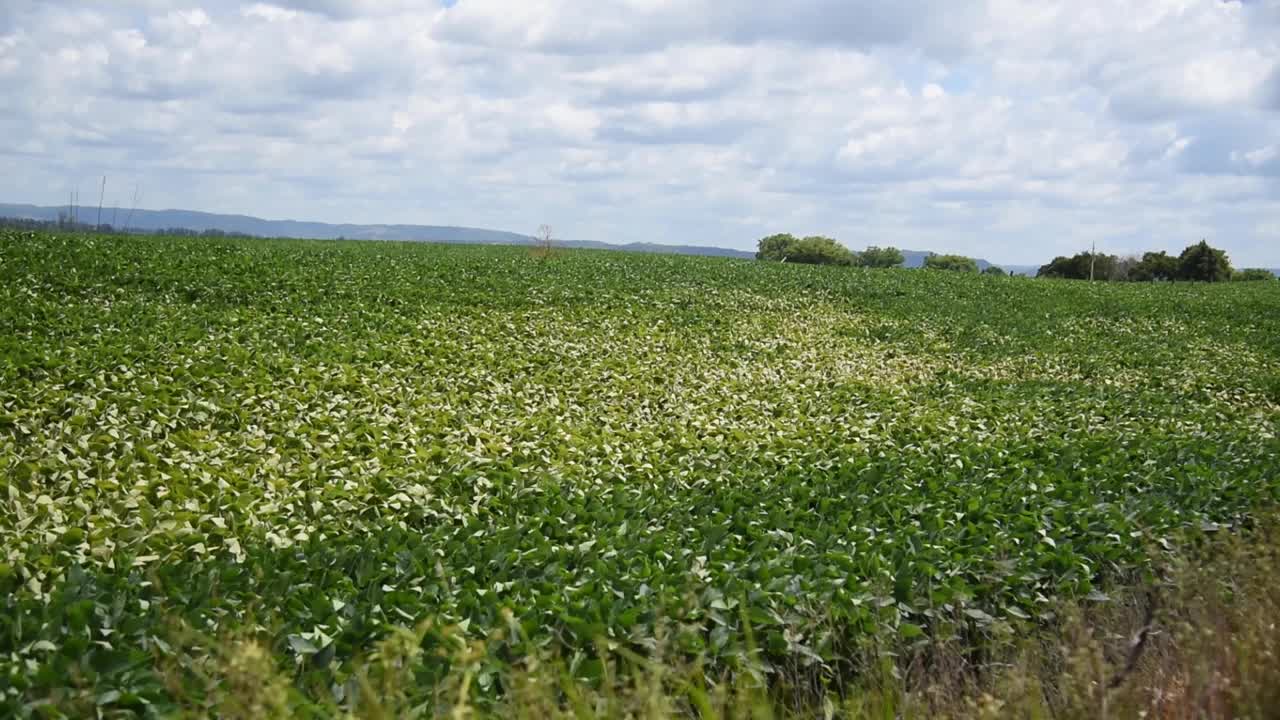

1089,240,1097,282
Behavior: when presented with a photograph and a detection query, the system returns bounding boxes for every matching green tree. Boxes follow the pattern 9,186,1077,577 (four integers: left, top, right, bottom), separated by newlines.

1037,256,1074,279
1232,268,1275,282
924,253,979,273
1036,252,1119,280
755,233,855,266
858,246,905,268
787,236,857,266
982,266,1008,276
1128,251,1178,282
1177,240,1232,282
756,233,799,261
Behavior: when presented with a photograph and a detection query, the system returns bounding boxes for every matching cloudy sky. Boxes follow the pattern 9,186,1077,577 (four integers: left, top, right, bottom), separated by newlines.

2,1,1278,265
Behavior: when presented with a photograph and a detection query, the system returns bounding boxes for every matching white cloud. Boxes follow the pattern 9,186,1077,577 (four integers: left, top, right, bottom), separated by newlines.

242,4,300,22
0,0,1278,266
1239,145,1277,168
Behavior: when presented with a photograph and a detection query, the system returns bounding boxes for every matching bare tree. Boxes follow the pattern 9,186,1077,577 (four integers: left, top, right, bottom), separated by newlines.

124,185,141,233
96,175,106,231
536,224,553,256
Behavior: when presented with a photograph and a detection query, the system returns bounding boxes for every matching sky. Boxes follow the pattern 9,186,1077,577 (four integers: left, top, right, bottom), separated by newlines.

1,1,1278,266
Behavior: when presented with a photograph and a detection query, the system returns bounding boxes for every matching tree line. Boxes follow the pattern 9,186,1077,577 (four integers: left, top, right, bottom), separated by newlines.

757,233,889,267
0,215,256,239
756,233,1275,282
755,233,1006,274
1037,240,1273,282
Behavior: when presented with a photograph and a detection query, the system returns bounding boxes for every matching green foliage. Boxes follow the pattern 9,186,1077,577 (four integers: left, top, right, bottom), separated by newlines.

923,253,979,272
982,266,1007,276
756,233,799,261
187,517,1280,719
1128,251,1179,282
757,233,856,266
1,229,1278,716
789,235,857,266
1177,240,1233,282
1038,255,1078,279
756,234,859,267
1038,244,1235,283
1232,268,1275,282
858,246,906,268
1037,252,1120,280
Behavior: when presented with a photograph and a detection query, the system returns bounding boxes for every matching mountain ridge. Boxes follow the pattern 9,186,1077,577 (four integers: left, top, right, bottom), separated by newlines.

0,202,758,260
13,202,1248,276
0,202,1015,268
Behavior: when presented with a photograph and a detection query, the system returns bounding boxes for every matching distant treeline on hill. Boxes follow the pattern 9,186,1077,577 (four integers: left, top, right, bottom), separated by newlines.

755,233,1010,275
756,232,1277,281
1037,240,1277,282
0,204,756,259
5,214,1273,281
0,215,256,239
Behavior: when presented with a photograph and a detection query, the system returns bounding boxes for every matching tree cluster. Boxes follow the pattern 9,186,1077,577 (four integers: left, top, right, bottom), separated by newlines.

755,234,905,268
1232,268,1276,282
923,254,980,273
1037,240,1270,282
860,245,907,268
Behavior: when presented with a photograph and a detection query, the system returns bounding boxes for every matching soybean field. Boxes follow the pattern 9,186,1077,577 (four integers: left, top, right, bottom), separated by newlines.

1,230,1278,716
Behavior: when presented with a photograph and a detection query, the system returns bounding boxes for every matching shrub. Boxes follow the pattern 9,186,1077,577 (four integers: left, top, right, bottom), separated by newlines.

1232,268,1275,282
756,233,799,261
859,246,906,268
756,233,856,266
924,253,979,272
789,236,857,266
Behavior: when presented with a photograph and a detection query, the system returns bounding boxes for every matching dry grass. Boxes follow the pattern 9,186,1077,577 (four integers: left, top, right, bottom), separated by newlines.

165,519,1280,720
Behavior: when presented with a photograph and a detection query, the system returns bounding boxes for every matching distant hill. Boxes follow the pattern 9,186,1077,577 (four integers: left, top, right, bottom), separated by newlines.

0,203,755,259
898,249,999,272
3,202,1042,270
555,239,754,259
